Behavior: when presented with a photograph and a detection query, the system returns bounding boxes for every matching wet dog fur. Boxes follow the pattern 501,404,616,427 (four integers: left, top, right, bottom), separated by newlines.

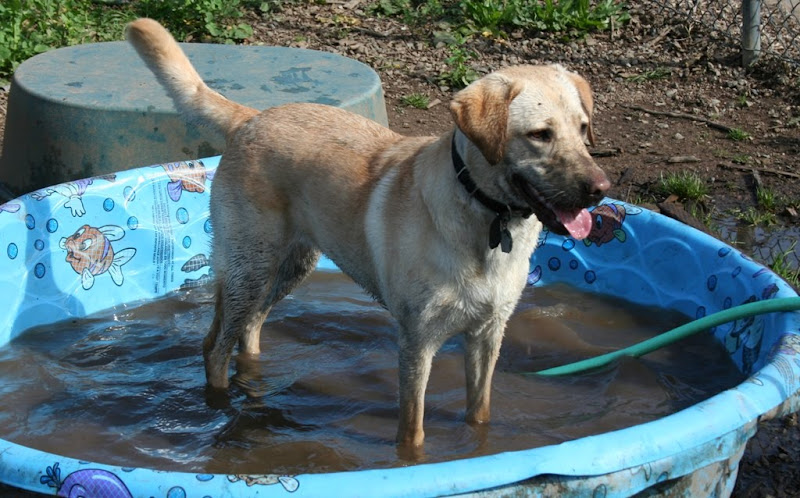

126,18,610,451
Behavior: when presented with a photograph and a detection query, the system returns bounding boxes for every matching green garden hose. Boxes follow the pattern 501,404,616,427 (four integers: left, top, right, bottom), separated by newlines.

528,296,800,377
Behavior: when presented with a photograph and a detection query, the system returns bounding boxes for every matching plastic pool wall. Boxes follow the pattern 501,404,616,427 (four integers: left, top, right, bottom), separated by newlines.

0,156,799,497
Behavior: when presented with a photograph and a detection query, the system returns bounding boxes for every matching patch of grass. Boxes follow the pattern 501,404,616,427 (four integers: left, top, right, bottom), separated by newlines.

770,242,800,288
135,0,253,42
731,206,777,227
439,36,479,88
368,0,411,17
658,171,708,201
625,66,672,83
460,0,630,37
0,0,134,79
458,0,517,36
727,128,752,141
688,202,718,232
712,149,729,159
732,153,752,164
368,0,444,25
401,93,430,109
785,197,800,212
0,0,253,81
736,93,750,108
368,0,629,37
756,186,778,212
626,192,655,206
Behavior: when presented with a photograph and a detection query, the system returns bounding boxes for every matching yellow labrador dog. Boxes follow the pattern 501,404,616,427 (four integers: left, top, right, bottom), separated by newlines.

127,18,609,450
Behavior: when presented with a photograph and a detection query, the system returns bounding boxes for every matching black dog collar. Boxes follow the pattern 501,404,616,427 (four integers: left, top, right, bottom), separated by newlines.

451,133,532,253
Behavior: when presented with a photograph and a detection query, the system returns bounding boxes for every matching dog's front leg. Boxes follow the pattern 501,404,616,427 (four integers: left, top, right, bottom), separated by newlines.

395,330,437,450
464,322,505,425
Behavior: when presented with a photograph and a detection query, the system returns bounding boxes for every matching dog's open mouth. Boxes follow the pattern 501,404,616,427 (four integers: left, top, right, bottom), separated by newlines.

512,175,593,240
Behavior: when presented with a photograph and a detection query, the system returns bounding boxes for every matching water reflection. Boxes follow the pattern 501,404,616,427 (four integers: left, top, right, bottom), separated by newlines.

714,216,800,272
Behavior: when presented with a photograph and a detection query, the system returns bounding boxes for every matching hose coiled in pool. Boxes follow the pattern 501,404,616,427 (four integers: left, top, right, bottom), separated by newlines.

528,296,800,377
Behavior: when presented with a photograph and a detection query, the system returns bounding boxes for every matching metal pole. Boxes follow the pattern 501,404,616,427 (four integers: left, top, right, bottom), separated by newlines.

742,0,762,66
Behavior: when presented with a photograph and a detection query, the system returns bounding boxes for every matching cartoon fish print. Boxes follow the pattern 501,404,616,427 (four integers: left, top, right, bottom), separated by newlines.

180,275,215,290
162,160,214,201
771,333,800,357
724,296,758,354
30,175,116,217
180,253,214,289
59,224,136,290
761,283,779,300
40,463,133,498
228,474,299,492
584,203,627,247
741,319,765,375
181,253,211,273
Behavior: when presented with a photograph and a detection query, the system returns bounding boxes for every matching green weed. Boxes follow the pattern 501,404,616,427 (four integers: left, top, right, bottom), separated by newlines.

728,128,751,141
770,242,800,288
439,37,479,88
0,0,253,81
688,202,718,232
368,0,629,37
626,192,654,206
731,206,777,227
368,0,443,25
0,0,132,79
462,0,630,36
736,93,750,107
625,66,671,83
658,171,708,201
135,0,253,42
401,93,431,109
756,186,778,212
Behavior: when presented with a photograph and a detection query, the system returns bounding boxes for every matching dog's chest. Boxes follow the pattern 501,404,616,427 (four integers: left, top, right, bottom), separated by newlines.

429,251,531,325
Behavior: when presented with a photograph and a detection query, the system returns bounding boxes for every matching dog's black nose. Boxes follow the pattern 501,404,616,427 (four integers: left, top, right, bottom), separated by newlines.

584,171,610,202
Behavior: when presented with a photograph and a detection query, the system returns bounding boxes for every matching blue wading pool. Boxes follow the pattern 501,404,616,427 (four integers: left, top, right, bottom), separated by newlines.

0,156,798,497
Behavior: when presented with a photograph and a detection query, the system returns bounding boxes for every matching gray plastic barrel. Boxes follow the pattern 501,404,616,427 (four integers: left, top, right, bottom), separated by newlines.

0,42,388,194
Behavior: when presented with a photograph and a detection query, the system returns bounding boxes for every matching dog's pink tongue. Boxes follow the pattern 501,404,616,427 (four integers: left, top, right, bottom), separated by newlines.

556,208,592,240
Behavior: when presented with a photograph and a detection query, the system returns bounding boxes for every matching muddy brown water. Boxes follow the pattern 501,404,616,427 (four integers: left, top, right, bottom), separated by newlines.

0,272,745,475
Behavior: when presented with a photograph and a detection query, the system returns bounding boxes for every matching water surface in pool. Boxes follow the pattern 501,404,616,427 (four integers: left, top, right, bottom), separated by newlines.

0,271,745,474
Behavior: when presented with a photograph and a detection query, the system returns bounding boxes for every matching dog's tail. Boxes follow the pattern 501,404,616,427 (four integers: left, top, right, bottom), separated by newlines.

125,18,259,139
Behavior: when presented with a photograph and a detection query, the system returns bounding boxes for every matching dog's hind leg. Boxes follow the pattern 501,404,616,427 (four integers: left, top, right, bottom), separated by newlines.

237,243,321,354
202,202,285,389
203,261,272,389
203,233,320,389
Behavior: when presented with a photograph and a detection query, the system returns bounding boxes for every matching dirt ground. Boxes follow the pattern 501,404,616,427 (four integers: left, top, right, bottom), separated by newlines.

0,1,799,495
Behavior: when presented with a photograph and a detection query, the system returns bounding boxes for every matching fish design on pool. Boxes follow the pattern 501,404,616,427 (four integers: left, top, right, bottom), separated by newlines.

59,224,136,290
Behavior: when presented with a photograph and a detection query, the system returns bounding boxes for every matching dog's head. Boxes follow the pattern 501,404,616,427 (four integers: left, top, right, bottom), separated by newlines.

450,65,610,240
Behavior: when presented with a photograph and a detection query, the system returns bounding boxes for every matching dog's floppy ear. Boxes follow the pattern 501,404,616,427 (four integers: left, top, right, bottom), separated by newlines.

566,71,597,146
450,75,522,165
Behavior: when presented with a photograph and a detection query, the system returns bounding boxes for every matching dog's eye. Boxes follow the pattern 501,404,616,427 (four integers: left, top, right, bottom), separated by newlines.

580,123,589,136
527,129,552,142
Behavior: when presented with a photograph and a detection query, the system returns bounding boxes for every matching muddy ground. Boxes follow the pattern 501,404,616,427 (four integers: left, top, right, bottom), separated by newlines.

0,1,799,495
